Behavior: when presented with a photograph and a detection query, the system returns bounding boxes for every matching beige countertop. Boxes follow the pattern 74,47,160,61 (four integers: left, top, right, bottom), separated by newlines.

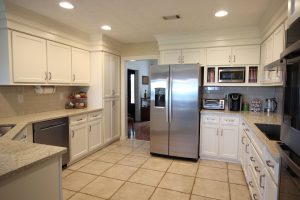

201,109,282,161
0,107,102,180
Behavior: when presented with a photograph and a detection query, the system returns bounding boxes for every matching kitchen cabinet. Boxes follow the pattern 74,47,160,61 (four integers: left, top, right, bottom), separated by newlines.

1,30,90,85
103,98,120,143
219,126,239,160
261,24,285,86
160,48,206,65
71,48,90,84
69,123,89,162
200,124,219,157
69,111,103,163
207,45,260,66
103,52,120,98
200,114,239,161
47,41,71,84
12,31,47,83
207,47,231,65
263,169,278,200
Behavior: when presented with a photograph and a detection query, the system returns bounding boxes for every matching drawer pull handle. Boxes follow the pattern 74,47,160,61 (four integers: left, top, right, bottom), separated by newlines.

254,166,261,173
245,144,249,153
266,160,274,168
76,118,83,122
249,181,254,188
250,156,255,162
260,174,265,189
242,122,245,125
92,115,98,118
72,131,74,138
253,194,258,200
241,136,245,144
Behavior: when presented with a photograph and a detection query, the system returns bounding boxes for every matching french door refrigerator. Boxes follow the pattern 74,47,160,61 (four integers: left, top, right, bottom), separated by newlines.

150,64,201,160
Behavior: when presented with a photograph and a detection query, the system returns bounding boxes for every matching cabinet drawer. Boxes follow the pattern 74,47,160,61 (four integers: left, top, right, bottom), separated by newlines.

221,116,239,125
88,111,102,121
263,149,280,184
69,114,87,126
202,115,219,124
249,143,264,194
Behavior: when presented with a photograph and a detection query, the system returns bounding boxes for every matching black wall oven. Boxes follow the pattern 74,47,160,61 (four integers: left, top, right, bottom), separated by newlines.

278,17,300,200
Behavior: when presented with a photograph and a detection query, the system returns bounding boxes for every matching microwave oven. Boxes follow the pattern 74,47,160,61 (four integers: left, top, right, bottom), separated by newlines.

218,67,245,83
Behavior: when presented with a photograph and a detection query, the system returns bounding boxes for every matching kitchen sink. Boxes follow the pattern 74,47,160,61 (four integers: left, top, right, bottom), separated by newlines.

0,124,15,137
255,123,281,141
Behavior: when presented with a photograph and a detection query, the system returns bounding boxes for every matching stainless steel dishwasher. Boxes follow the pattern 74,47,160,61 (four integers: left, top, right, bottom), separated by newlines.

33,117,69,166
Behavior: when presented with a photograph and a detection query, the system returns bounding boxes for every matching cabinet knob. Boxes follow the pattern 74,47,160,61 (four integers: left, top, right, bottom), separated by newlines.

73,74,76,82
233,55,236,63
45,72,48,80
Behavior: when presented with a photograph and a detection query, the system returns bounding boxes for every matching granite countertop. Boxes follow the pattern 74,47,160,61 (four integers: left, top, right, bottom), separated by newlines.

0,107,102,180
201,109,282,161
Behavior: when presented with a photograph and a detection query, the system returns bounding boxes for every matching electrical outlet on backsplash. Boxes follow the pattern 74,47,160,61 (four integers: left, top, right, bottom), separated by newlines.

203,86,284,114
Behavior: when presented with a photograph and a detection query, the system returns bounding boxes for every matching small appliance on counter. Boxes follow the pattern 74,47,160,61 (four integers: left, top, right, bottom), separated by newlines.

228,93,242,111
264,98,277,113
66,92,87,109
203,99,225,110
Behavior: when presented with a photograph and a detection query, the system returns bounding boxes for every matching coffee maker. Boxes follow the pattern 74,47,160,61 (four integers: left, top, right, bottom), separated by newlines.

228,93,242,111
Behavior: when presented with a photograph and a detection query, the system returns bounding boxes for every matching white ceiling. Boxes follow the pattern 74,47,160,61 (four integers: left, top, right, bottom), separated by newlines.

5,0,284,44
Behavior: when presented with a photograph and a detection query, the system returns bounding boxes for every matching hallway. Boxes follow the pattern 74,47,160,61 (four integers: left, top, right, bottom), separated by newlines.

128,121,150,141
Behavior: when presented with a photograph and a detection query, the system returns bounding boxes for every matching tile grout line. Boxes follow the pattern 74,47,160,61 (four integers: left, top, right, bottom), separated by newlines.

227,162,232,200
189,159,200,200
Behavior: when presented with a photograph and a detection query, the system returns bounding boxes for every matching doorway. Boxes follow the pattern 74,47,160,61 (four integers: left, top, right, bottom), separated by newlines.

126,59,158,141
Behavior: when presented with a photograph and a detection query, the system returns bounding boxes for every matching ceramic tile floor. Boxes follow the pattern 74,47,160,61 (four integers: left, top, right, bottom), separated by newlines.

62,139,251,200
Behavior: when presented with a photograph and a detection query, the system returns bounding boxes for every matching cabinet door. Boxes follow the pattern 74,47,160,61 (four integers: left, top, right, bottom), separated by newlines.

273,24,285,61
70,123,88,161
200,125,219,157
88,119,102,152
111,54,120,96
72,48,90,84
103,52,113,98
112,98,120,138
182,49,205,64
12,31,47,83
103,100,112,143
207,47,231,65
264,170,278,200
160,50,181,64
47,41,71,83
232,45,260,65
265,36,274,65
219,126,239,160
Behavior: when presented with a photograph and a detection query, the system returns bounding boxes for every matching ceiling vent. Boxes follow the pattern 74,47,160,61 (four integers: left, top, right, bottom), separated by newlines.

162,15,181,20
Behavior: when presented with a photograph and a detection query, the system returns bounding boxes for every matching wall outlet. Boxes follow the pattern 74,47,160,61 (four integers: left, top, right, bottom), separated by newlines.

17,94,24,103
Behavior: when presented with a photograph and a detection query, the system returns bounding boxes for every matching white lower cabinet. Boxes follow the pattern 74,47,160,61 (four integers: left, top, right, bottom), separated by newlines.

200,114,239,161
69,111,103,163
103,98,120,143
219,126,239,159
239,120,279,200
70,123,88,162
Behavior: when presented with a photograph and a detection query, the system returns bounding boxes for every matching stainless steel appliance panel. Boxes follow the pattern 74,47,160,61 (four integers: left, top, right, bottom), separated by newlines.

33,117,69,166
169,64,199,159
150,65,170,155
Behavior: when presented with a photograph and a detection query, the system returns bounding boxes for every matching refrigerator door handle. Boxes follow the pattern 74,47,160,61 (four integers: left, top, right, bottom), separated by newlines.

165,77,169,123
169,76,173,123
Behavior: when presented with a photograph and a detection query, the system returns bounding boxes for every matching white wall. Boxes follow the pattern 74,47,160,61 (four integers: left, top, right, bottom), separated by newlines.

126,59,157,121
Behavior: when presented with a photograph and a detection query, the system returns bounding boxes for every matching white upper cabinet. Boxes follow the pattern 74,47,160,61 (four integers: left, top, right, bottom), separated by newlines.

160,50,181,64
231,46,260,65
47,41,71,84
160,48,206,65
207,47,231,65
207,46,260,66
272,24,285,61
72,48,90,84
12,31,47,83
103,52,120,98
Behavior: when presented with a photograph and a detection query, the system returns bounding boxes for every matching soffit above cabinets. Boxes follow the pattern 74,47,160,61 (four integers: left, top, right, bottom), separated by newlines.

4,0,285,43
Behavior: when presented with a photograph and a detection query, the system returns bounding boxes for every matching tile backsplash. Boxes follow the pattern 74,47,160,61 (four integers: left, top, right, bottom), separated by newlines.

0,86,80,118
203,86,284,114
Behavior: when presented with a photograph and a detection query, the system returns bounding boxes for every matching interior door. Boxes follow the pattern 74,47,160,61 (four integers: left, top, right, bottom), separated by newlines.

127,69,136,120
169,64,200,159
150,65,169,155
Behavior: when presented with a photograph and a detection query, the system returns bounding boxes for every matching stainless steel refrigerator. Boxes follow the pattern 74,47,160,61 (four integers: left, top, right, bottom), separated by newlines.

150,64,201,159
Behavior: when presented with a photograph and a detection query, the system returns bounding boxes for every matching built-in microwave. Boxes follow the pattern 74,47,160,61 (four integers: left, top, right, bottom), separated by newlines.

218,67,245,83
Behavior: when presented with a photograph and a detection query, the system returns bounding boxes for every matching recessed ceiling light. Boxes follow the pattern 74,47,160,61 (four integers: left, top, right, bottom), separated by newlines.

130,60,136,62
101,25,112,31
59,1,74,9
215,10,228,17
